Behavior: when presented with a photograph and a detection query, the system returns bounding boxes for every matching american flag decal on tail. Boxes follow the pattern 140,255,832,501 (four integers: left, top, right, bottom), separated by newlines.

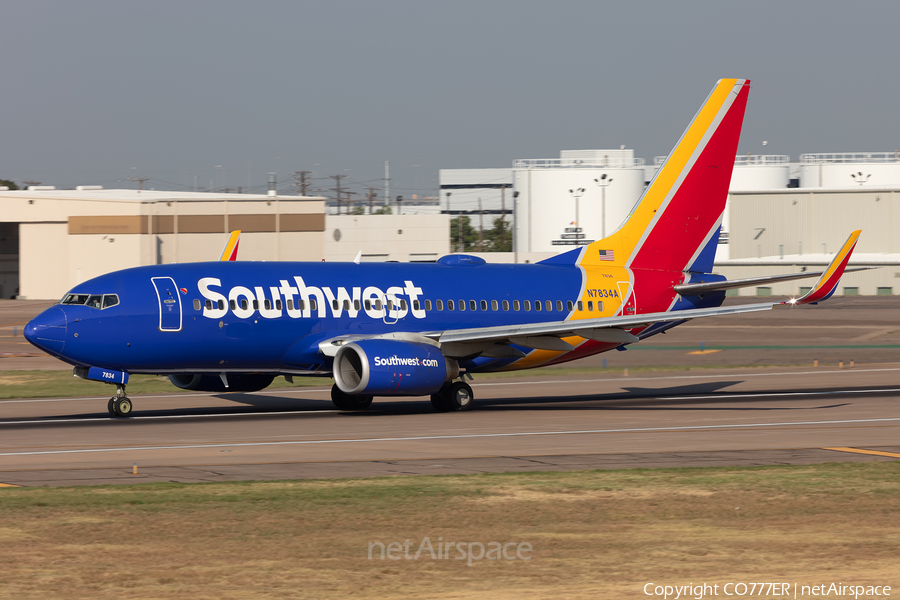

598,249,615,261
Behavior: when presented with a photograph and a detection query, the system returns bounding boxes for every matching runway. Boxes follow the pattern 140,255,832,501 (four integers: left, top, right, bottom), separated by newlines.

2,366,900,487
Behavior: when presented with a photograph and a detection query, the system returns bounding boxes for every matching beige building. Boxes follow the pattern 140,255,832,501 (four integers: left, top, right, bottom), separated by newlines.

1,189,326,299
325,214,450,262
717,188,900,296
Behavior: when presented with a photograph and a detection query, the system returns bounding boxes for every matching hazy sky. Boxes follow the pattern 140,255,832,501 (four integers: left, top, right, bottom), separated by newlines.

4,1,900,199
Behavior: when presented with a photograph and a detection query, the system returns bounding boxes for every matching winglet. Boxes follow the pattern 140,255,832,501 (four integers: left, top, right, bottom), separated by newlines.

786,230,861,305
219,230,241,261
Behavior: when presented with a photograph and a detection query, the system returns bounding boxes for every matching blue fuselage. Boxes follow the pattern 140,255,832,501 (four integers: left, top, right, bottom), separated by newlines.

26,259,725,376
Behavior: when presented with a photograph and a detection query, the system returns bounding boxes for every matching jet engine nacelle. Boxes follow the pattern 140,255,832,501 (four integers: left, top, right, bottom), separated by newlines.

168,373,275,393
333,339,458,396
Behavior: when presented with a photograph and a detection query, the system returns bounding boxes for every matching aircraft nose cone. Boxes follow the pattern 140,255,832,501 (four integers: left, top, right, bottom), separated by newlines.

25,306,67,354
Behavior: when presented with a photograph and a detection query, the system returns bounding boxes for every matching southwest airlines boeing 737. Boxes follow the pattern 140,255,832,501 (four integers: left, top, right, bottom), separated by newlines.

25,79,863,417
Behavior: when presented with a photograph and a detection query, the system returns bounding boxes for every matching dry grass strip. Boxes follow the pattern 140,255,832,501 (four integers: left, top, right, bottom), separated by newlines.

0,462,898,599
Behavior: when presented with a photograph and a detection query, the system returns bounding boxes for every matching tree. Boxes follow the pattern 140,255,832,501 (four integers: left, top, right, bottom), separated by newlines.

372,205,392,215
449,215,479,252
351,205,365,215
483,217,512,252
0,179,18,190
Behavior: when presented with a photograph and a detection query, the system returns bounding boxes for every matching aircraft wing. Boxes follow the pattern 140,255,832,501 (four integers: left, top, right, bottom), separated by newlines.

430,230,863,353
317,230,862,358
430,302,773,349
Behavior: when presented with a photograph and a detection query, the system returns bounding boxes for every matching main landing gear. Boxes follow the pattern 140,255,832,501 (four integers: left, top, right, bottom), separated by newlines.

107,384,133,418
431,381,474,413
331,384,374,411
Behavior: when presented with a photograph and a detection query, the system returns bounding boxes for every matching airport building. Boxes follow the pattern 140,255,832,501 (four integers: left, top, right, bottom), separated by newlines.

0,189,327,300
0,188,453,300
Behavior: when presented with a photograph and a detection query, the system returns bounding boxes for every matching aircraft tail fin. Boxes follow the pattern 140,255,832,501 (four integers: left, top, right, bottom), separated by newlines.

219,230,241,261
578,79,750,272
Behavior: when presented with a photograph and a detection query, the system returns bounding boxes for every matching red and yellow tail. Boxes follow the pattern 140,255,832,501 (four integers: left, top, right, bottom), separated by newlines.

219,230,241,261
580,79,750,273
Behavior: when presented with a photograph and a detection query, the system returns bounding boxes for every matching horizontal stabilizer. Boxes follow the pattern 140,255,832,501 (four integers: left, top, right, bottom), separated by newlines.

675,266,873,295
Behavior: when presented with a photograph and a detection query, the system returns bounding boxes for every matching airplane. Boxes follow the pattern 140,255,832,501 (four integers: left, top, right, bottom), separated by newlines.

25,78,864,417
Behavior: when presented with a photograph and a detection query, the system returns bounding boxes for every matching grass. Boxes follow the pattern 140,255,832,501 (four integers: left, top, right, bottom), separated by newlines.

0,371,332,400
0,463,899,599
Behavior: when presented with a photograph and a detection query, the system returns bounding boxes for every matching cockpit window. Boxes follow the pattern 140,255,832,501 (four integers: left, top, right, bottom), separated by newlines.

59,293,120,309
61,293,90,305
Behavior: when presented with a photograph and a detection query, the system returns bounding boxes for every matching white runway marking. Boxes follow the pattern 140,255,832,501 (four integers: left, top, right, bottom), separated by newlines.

1,417,899,458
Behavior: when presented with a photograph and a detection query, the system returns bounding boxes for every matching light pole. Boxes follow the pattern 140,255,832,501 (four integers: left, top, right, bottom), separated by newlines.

568,187,585,230
594,174,614,238
512,190,519,263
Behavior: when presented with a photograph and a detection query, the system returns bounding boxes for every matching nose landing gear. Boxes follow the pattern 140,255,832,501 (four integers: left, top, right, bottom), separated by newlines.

107,384,133,417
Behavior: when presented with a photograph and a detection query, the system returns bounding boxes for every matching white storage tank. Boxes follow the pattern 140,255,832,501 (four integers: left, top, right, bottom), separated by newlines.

729,155,791,190
513,151,646,253
799,152,900,188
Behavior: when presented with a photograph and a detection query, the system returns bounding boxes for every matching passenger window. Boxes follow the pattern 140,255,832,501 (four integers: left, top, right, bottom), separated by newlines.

577,301,584,311
524,300,531,311
547,300,553,312
253,300,259,310
567,300,574,311
469,300,477,311
276,299,282,310
343,300,350,311
206,299,213,310
230,300,236,310
298,299,306,310
436,299,443,311
310,299,318,311
103,295,119,309
588,301,594,311
534,300,542,312
218,299,225,311
491,300,498,311
364,299,371,311
265,299,272,310
513,300,520,311
241,299,248,311
556,300,563,312
387,300,394,311
287,299,294,310
354,299,360,311
448,300,455,311
459,300,466,312
400,299,407,310
598,301,604,312
193,299,201,311
375,299,383,310
424,299,432,311
413,300,420,311
502,300,509,311
480,300,487,311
